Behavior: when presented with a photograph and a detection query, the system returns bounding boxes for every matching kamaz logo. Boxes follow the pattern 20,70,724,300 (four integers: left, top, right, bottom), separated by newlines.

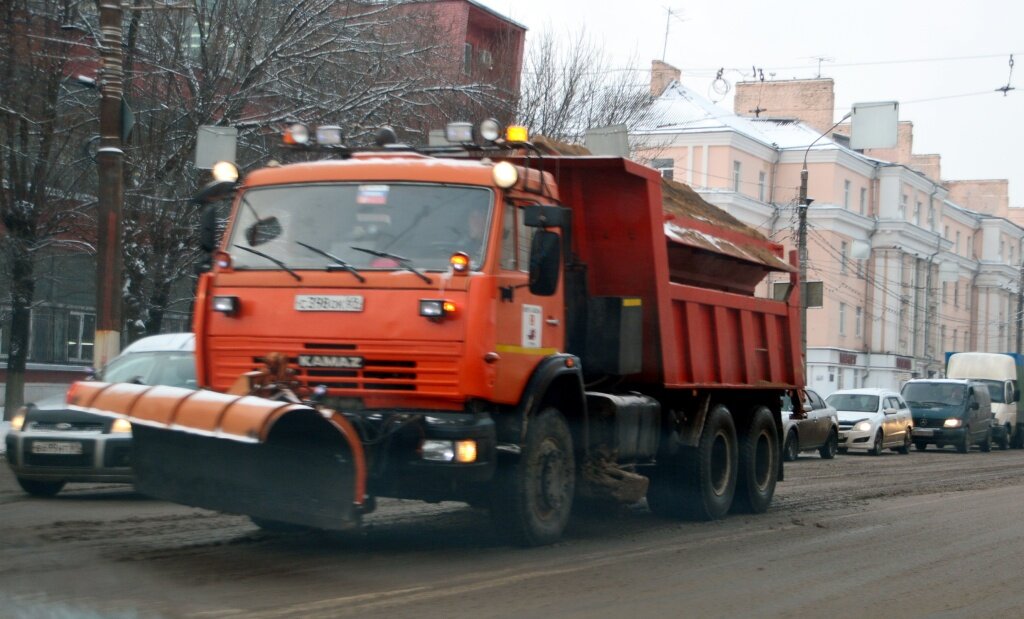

298,355,364,369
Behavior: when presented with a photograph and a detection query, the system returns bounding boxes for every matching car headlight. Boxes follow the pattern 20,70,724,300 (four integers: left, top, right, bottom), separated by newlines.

110,418,133,434
11,408,27,432
943,418,963,428
854,421,873,432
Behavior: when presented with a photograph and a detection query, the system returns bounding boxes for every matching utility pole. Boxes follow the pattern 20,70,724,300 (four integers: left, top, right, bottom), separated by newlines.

94,0,125,369
797,111,851,374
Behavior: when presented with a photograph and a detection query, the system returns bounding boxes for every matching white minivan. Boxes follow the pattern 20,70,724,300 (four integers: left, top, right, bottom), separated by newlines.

946,353,1022,449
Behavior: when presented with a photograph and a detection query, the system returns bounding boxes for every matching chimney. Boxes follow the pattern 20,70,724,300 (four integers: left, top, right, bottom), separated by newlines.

734,78,835,134
651,60,681,97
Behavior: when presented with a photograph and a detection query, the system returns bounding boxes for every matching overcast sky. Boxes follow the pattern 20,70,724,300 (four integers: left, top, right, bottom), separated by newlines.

478,0,1023,206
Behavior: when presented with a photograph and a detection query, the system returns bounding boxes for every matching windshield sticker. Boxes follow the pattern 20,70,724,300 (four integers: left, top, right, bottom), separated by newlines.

357,185,390,205
522,304,542,349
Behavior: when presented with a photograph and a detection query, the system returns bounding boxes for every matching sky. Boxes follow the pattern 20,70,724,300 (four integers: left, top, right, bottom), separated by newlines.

477,0,1023,206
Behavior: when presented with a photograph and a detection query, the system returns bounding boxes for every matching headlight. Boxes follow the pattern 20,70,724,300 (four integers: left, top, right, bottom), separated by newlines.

943,418,963,428
11,409,26,432
110,418,133,434
854,421,873,432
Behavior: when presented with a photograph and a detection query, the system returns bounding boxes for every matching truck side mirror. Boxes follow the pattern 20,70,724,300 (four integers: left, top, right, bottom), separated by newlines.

529,230,561,296
1014,389,1021,403
245,216,282,247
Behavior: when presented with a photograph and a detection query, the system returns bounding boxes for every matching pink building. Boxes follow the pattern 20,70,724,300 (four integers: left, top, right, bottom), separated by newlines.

636,65,1023,395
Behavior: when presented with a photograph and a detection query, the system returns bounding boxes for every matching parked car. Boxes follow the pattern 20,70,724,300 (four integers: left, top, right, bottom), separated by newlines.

5,333,195,497
781,388,839,461
901,378,994,453
827,388,913,455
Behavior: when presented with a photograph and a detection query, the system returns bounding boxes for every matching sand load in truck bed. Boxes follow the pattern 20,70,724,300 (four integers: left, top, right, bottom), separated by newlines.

533,136,793,295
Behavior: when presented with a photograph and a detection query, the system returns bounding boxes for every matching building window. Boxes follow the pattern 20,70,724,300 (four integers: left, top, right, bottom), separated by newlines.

968,236,974,258
956,230,961,253
942,282,947,305
941,325,947,349
954,282,959,307
67,311,96,362
758,171,766,202
928,205,935,231
914,200,921,226
900,193,908,219
953,329,959,350
1000,239,1005,262
651,158,674,180
839,302,846,336
840,241,848,274
859,187,867,215
855,306,862,336
732,161,741,192
463,43,473,75
944,225,949,240
843,180,851,209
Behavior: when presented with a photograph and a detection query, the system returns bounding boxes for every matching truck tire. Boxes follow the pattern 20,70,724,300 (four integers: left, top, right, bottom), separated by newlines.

491,407,575,547
732,406,778,514
998,425,1011,450
16,477,65,497
648,404,737,521
1012,426,1024,449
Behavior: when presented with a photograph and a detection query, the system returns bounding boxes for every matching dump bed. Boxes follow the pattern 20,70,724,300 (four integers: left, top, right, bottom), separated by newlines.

530,156,803,390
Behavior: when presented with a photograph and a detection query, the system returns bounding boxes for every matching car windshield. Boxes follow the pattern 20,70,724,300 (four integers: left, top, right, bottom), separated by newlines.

825,393,879,412
902,383,966,406
98,351,197,389
229,183,494,273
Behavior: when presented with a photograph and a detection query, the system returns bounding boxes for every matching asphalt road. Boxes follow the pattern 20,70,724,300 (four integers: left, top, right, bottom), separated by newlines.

3,445,1024,618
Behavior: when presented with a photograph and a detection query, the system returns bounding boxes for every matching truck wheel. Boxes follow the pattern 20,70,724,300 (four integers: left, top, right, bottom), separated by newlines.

957,427,971,454
16,477,65,497
491,407,575,547
648,404,737,521
998,426,1011,450
732,406,778,514
1011,427,1024,449
979,428,992,453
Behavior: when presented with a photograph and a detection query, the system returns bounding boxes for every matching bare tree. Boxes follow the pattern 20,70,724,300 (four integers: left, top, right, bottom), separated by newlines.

1,0,97,418
516,27,659,151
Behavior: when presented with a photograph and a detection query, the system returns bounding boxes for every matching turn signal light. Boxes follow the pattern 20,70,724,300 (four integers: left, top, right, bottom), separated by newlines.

450,252,470,273
506,125,529,142
283,123,310,145
455,440,478,463
419,299,457,320
212,295,240,316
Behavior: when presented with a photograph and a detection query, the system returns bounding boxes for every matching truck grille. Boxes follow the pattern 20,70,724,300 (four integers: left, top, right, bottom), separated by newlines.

209,338,460,397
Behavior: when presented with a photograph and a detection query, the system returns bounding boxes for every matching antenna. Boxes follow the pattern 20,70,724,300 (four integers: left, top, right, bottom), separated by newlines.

661,6,686,61
808,55,834,78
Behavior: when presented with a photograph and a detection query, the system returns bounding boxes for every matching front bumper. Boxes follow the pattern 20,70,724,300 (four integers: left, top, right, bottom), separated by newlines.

911,426,968,445
366,411,498,500
838,428,874,450
5,431,133,483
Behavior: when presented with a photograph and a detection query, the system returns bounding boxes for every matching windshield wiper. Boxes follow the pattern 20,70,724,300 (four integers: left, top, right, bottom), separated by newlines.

351,246,432,284
295,241,366,283
234,244,302,281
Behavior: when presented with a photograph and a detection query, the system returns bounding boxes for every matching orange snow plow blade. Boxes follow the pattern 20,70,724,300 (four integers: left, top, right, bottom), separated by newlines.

67,382,366,531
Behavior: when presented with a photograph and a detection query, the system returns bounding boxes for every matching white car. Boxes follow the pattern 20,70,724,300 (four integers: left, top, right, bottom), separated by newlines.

781,389,839,461
827,388,913,456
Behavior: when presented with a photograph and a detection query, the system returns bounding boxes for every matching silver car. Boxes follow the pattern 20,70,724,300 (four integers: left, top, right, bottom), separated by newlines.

828,388,914,456
5,333,195,496
782,388,840,461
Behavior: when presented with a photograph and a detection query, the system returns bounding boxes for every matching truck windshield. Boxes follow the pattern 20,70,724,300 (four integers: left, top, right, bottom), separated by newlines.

974,379,1006,403
901,383,966,406
825,393,879,412
228,183,493,272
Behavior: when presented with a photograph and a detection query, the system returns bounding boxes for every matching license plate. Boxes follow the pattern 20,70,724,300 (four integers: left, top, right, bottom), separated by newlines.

295,295,364,312
31,441,83,455
913,428,935,437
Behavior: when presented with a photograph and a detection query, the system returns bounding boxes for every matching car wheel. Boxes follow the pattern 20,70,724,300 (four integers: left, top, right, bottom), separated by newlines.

819,428,838,459
998,425,1011,450
914,441,928,451
783,429,799,462
896,429,911,454
870,430,883,456
732,406,778,514
491,407,575,546
16,477,65,497
980,427,992,453
957,426,971,454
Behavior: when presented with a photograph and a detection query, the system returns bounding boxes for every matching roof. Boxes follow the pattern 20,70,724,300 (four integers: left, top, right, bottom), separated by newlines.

639,80,872,157
121,333,195,354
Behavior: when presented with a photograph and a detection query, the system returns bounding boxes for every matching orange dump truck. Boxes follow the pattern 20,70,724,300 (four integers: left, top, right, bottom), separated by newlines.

69,124,803,546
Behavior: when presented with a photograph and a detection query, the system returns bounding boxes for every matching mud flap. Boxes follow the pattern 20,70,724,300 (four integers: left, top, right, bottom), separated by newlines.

133,423,359,531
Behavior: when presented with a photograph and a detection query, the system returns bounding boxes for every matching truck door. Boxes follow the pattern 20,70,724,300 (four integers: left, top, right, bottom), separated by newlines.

491,202,565,404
